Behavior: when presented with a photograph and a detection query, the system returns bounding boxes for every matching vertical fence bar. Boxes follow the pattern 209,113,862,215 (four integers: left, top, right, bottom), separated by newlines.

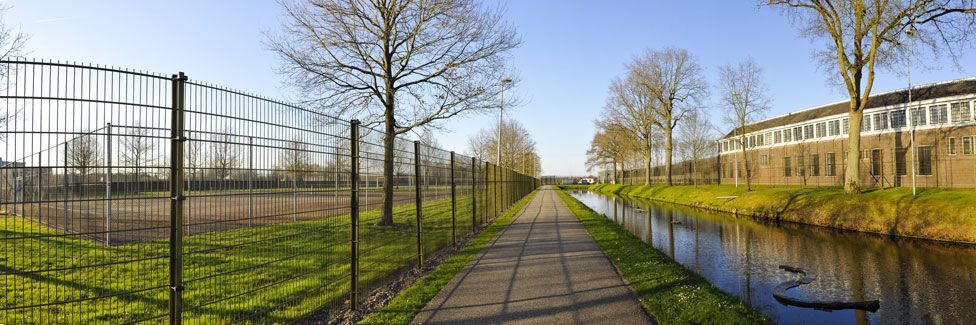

63,141,69,231
248,136,253,227
484,161,489,226
471,156,477,233
349,119,360,311
450,151,456,246
169,72,187,325
414,141,424,269
105,123,112,245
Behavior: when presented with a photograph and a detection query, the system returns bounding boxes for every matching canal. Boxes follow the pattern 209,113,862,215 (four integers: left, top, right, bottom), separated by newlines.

567,190,976,324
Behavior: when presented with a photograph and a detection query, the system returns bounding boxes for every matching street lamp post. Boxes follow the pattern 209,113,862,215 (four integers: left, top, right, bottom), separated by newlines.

498,77,512,166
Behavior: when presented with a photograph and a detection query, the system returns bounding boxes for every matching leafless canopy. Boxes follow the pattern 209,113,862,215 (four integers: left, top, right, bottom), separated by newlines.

631,48,708,185
270,0,521,133
467,119,541,176
718,59,771,190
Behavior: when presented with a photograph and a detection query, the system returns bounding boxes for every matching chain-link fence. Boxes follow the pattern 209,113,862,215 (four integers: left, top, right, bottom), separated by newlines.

0,58,539,323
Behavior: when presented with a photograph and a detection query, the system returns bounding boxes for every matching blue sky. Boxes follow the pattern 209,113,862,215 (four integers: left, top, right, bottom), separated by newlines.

6,1,974,175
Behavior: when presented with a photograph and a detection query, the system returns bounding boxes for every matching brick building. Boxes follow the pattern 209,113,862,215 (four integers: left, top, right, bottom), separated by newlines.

718,78,976,188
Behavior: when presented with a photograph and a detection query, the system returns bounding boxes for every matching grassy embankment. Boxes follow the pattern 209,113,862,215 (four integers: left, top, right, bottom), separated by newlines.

0,194,489,323
359,190,538,324
585,183,976,244
554,188,769,324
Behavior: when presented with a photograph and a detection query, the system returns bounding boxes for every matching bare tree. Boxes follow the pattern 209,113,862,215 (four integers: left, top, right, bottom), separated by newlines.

632,48,708,186
0,4,28,142
602,73,658,185
588,119,638,184
466,118,540,175
278,137,312,182
766,0,976,193
119,124,156,181
270,0,520,226
678,108,717,186
209,131,240,181
67,131,101,180
719,60,771,191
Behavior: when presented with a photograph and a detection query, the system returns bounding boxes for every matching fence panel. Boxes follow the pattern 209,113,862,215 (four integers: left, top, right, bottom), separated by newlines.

0,59,174,323
0,58,538,323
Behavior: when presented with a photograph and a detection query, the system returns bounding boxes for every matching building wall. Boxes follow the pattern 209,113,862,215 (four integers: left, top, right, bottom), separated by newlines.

719,125,976,188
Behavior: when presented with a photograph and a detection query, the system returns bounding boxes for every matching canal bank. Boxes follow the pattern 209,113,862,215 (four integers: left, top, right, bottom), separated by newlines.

577,184,976,244
562,188,976,324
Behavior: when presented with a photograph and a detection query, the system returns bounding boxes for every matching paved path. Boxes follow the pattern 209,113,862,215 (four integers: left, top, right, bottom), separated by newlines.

412,186,653,324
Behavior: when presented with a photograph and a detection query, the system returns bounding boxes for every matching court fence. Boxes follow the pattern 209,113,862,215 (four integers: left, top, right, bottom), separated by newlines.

0,58,539,323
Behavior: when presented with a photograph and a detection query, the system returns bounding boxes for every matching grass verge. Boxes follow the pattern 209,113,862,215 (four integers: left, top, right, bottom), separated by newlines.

584,183,976,244
554,188,770,325
358,190,538,325
1,195,482,323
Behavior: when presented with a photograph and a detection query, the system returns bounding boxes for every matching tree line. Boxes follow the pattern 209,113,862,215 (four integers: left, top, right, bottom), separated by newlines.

591,0,976,193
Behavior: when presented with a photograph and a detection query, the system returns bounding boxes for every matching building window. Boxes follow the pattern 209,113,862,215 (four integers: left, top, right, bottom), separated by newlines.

816,123,827,138
784,157,792,177
951,102,972,123
797,156,806,177
804,125,815,139
911,107,927,126
793,127,803,141
760,154,770,165
930,104,949,124
784,129,793,142
843,118,850,134
917,146,933,176
890,110,907,128
810,154,820,176
949,138,957,155
766,132,773,145
774,130,782,144
749,135,756,148
874,112,889,130
825,152,836,176
828,120,840,136
860,149,870,160
862,116,872,132
871,149,883,176
895,148,907,176
964,136,974,155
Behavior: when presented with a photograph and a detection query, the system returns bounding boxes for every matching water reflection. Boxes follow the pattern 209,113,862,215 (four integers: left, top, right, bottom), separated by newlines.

569,190,976,325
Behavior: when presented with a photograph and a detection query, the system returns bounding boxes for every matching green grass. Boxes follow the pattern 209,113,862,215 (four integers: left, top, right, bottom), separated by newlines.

359,190,538,325
0,194,484,323
583,183,976,243
553,188,770,325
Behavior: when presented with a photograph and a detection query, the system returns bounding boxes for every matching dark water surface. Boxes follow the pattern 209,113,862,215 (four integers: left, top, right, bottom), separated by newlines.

568,190,976,325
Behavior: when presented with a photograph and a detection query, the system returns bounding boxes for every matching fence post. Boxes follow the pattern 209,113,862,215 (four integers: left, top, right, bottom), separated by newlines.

450,151,456,246
349,120,360,311
248,136,253,227
484,161,489,226
471,157,477,233
105,123,112,246
414,141,424,269
169,72,187,325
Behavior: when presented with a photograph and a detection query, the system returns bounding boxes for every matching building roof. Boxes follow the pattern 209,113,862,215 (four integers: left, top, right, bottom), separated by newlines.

722,78,976,139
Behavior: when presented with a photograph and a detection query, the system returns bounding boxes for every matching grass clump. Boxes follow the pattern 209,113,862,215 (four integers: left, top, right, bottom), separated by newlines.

359,190,538,325
583,184,976,243
554,188,770,325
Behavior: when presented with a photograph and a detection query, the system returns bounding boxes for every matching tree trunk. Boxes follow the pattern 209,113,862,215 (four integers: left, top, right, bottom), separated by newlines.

644,155,651,185
612,161,618,184
665,127,673,186
740,133,751,191
378,101,396,226
845,109,864,193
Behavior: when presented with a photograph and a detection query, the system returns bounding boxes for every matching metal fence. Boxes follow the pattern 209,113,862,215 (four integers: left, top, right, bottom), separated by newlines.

0,58,539,323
